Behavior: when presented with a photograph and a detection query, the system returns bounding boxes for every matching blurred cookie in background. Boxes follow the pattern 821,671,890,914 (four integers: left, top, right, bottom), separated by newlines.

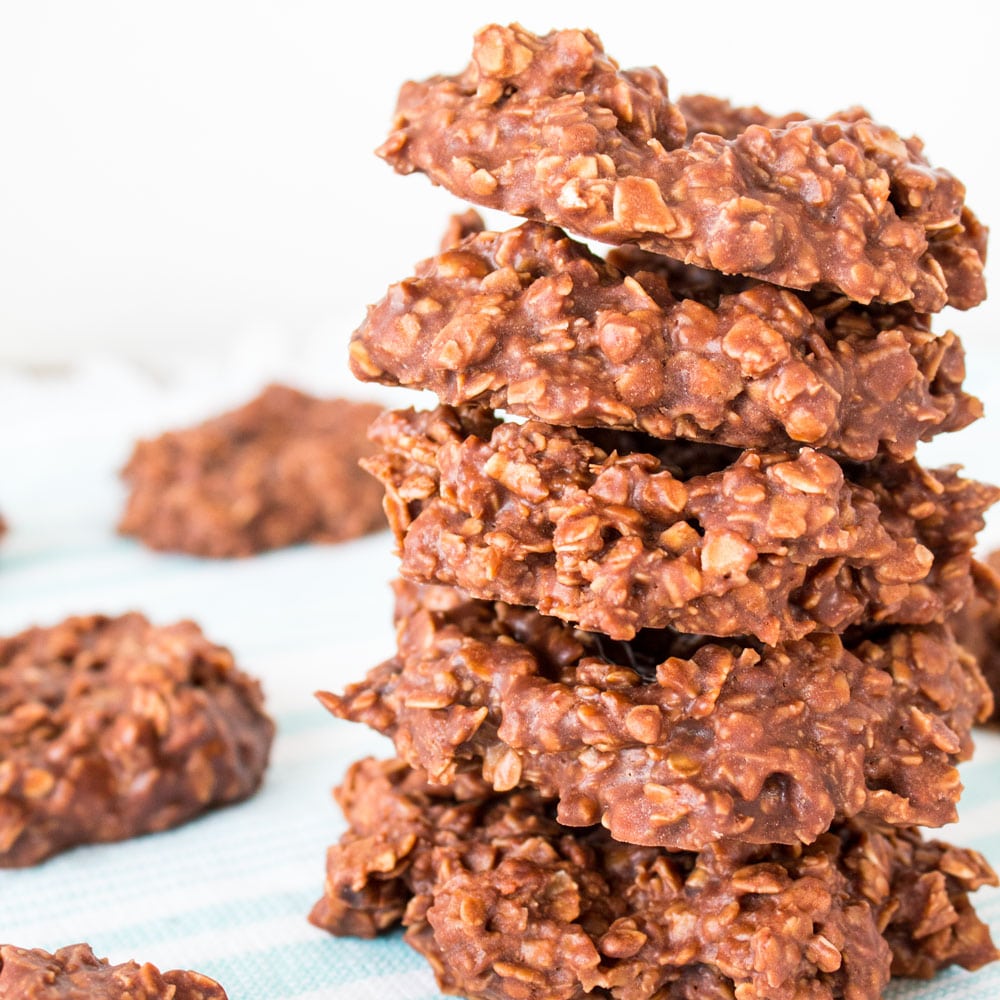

0,943,228,999
952,550,1000,724
0,612,274,867
119,384,384,557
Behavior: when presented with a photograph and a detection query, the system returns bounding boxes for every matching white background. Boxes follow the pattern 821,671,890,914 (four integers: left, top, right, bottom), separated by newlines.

1,0,998,371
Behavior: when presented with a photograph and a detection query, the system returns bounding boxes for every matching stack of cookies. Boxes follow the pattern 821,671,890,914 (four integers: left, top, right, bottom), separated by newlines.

312,24,1000,999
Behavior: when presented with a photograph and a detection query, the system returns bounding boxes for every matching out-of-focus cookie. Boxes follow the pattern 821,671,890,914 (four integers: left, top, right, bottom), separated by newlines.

952,551,1000,723
350,222,979,461
0,943,227,999
0,612,274,867
119,384,384,557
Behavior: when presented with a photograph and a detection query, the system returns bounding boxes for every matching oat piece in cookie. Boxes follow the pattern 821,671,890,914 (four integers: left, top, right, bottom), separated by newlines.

311,758,999,1000
364,405,996,642
350,222,979,460
0,943,227,999
952,550,1000,723
321,581,991,850
439,208,486,251
675,93,807,139
119,384,384,557
378,24,985,312
0,612,274,867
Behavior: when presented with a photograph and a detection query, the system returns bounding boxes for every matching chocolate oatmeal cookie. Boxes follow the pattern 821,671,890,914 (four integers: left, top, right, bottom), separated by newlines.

0,944,227,999
311,758,998,1000
378,24,985,312
119,384,384,557
0,613,274,867
350,222,978,460
320,581,991,850
364,405,995,641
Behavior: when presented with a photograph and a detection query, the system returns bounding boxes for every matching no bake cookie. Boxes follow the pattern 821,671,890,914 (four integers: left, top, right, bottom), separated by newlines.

119,384,384,557
320,581,991,849
350,222,978,460
378,24,985,312
0,612,274,867
364,405,995,641
952,550,1000,723
0,944,227,1000
311,758,998,1000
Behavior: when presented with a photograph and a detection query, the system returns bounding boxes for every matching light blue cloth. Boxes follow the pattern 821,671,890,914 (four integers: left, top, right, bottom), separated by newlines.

0,364,997,998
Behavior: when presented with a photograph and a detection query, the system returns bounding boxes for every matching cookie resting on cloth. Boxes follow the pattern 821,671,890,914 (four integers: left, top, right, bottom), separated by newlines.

377,24,986,312
320,580,991,850
350,221,979,460
310,758,998,1000
363,405,996,642
0,612,274,867
0,944,227,1000
119,384,384,557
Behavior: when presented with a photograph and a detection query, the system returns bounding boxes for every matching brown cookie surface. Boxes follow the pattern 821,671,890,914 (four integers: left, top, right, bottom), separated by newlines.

952,550,1000,723
350,222,979,460
0,943,226,999
0,612,274,867
311,758,998,1000
439,208,486,251
321,581,991,850
379,24,985,312
364,405,996,642
119,384,384,557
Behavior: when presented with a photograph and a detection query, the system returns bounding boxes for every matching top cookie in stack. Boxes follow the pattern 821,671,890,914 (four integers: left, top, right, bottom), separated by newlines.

373,24,986,314
314,23,999,1000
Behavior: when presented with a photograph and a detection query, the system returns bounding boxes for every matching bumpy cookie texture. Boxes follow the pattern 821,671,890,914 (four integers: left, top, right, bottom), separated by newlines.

350,221,979,460
119,384,385,557
311,758,998,1000
440,208,487,251
320,581,992,850
364,405,996,641
378,24,985,312
676,94,807,139
0,944,227,999
0,613,274,867
952,550,1000,723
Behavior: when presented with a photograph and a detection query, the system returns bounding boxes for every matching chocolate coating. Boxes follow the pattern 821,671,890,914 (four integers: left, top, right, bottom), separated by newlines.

311,758,998,1000
378,24,985,312
0,613,274,867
